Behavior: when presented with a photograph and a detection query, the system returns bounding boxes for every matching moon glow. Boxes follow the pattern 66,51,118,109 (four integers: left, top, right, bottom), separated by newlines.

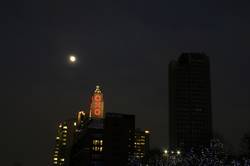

69,55,77,63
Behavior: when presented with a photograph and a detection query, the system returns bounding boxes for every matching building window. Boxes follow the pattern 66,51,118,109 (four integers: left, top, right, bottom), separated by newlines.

92,139,103,145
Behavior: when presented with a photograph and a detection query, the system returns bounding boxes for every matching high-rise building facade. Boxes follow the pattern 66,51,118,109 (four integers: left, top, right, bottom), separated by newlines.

52,119,77,166
134,129,150,160
70,121,104,166
104,112,135,166
169,53,212,150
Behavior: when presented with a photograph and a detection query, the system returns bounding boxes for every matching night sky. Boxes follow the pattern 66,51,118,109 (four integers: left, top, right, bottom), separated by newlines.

1,0,250,166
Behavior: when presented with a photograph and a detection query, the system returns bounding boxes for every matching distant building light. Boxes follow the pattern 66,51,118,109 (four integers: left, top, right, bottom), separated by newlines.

53,157,58,161
74,122,77,126
164,149,168,154
61,158,65,161
177,150,181,155
145,130,150,134
63,126,67,129
56,137,60,140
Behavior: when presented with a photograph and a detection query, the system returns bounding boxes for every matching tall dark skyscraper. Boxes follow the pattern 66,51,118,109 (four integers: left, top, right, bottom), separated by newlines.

169,53,212,150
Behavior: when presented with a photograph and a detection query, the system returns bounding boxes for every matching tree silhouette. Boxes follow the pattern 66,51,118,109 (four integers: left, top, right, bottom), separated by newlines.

240,132,250,157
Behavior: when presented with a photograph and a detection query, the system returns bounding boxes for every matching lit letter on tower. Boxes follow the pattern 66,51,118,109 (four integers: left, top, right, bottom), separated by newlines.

90,85,104,119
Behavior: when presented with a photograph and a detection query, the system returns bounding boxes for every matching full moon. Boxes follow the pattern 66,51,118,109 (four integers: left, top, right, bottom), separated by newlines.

69,55,76,63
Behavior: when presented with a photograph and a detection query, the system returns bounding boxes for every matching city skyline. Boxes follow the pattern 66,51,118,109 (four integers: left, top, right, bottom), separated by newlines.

51,86,147,165
1,0,250,166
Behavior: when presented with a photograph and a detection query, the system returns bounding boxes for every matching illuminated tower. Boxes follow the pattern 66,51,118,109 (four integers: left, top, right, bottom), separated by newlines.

70,86,105,166
90,85,104,119
52,119,77,166
134,129,150,159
